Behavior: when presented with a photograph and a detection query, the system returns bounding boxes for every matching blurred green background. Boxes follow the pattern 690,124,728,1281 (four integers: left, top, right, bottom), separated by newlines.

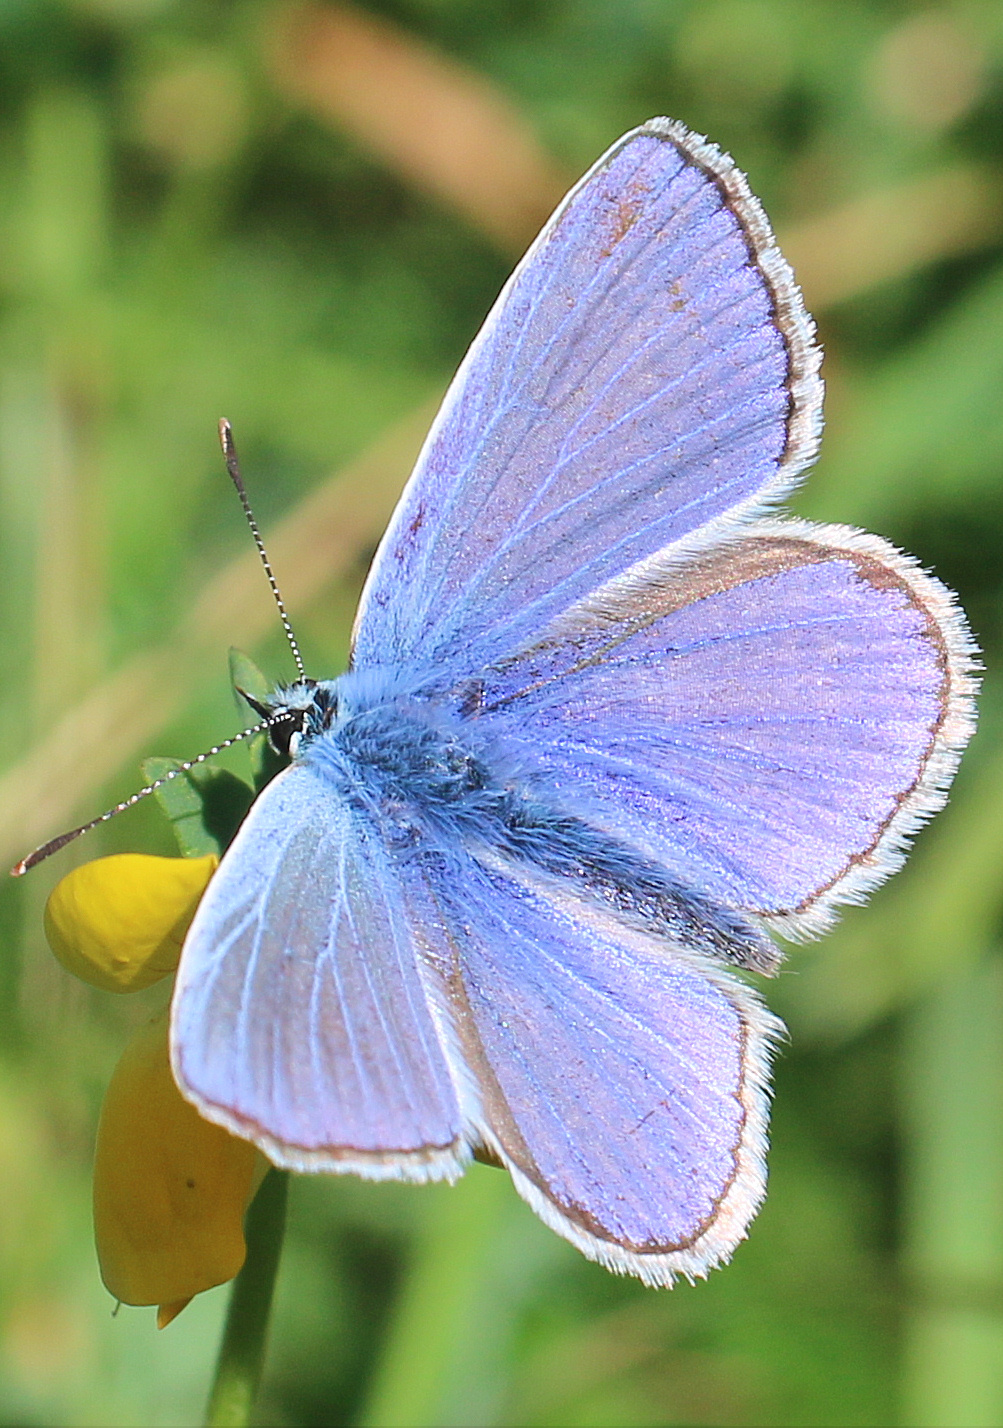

1,1,1002,1424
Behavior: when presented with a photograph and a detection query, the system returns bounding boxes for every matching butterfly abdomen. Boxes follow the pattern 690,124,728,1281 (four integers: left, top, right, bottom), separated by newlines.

490,805,781,975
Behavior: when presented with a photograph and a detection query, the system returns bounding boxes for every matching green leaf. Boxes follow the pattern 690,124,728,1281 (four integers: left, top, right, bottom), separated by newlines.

142,758,256,858
228,648,287,792
250,737,288,794
228,648,271,706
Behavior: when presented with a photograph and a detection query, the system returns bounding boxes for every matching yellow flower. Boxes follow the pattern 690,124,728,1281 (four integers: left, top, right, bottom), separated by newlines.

94,1008,264,1327
44,852,218,991
44,851,267,1326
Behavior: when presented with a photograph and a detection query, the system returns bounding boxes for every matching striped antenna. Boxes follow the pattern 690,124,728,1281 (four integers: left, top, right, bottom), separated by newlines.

11,422,306,877
219,419,306,680
10,721,269,876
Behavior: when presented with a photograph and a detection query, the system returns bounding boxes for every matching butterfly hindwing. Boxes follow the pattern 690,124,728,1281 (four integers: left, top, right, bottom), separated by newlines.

407,847,779,1284
463,520,976,935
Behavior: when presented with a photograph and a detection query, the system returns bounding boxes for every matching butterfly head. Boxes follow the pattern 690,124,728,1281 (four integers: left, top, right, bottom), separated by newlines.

240,679,341,759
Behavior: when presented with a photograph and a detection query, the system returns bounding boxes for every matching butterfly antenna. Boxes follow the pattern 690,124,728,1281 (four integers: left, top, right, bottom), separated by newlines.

10,720,270,876
219,418,306,680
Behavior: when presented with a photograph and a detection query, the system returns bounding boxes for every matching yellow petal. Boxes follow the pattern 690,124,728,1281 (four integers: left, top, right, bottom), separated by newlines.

156,1298,193,1329
45,853,218,992
93,1009,262,1308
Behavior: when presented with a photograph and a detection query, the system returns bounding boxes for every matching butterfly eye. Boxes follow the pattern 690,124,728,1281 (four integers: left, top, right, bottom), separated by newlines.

263,711,303,758
311,685,338,727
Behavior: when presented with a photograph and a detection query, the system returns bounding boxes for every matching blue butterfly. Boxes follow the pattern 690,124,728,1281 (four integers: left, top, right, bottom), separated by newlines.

171,119,976,1285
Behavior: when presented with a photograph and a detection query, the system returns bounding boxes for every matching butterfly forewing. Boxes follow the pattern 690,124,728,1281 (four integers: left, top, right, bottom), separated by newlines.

351,118,822,676
171,766,468,1179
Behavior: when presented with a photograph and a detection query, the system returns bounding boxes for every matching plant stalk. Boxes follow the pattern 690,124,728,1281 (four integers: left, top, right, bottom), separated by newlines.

205,1168,289,1427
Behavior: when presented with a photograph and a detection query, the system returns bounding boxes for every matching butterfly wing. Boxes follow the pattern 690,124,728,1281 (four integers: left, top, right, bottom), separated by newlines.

170,766,467,1179
462,520,977,939
351,118,822,675
404,846,778,1285
173,766,775,1280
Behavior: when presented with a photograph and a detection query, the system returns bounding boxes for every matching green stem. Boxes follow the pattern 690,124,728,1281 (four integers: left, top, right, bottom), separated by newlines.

899,956,1003,1427
205,1168,289,1428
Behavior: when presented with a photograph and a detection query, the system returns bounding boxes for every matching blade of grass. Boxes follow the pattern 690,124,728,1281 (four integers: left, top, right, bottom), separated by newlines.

801,261,1003,528
266,2,569,254
782,163,1002,312
358,1165,514,1428
899,956,1003,1427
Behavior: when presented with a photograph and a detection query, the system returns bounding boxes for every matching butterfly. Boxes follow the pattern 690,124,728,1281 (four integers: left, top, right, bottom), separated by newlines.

170,118,977,1285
